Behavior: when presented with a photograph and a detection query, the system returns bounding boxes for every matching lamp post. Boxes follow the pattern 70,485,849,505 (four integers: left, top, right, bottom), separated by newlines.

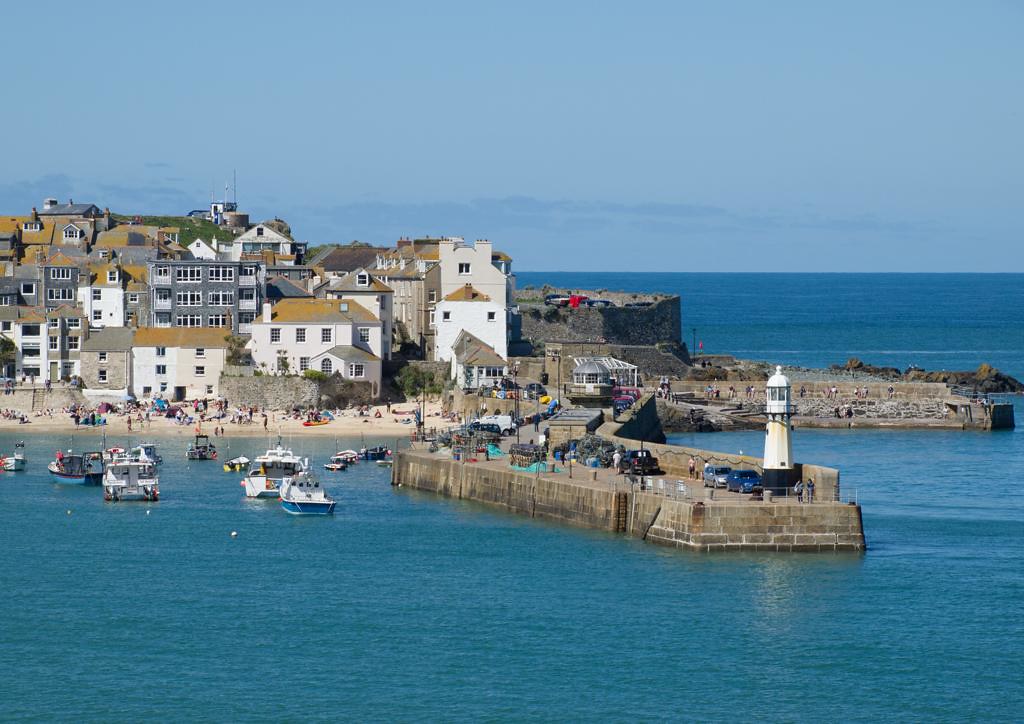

691,328,697,360
513,361,520,443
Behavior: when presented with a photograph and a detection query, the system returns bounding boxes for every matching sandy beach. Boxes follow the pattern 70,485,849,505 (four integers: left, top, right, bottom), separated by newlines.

0,400,451,440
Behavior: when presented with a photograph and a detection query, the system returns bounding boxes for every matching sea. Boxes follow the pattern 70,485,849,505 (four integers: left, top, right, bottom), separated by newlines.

1,273,1022,722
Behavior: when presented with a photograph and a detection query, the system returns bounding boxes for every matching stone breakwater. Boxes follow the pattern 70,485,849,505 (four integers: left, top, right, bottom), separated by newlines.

391,449,865,553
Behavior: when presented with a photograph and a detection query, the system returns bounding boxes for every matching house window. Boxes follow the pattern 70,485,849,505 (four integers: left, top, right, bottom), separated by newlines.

92,289,102,301
1,322,10,331
195,366,205,376
428,290,437,303
22,221,41,232
321,328,332,343
67,337,79,351
487,311,496,321
270,328,281,343
175,267,202,283
127,293,139,304
299,357,309,371
155,314,171,328
92,310,102,322
98,369,108,383
99,352,107,362
48,336,58,350
208,314,228,327
107,271,117,283
177,291,202,306
429,310,436,326
63,226,81,240
48,318,59,329
47,289,73,301
458,263,471,275
156,365,167,376
156,347,166,357
295,328,306,343
239,289,256,302
67,318,80,329
206,385,214,395
196,348,205,358
320,358,332,374
159,382,167,392
348,363,365,378
50,268,72,280
356,273,369,286
442,311,451,321
98,249,109,259
256,227,264,237
175,314,202,327
154,266,170,279
209,266,234,282
208,291,234,306
20,283,34,295
358,327,370,343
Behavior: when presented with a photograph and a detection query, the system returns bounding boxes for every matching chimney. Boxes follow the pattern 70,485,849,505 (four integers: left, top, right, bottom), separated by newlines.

262,301,272,323
31,207,38,221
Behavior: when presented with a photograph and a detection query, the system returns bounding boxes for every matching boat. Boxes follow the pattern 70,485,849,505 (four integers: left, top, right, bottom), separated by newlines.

323,453,349,472
279,471,335,515
360,445,390,461
186,434,217,460
223,455,250,472
376,459,393,468
48,450,105,485
302,419,330,427
136,442,162,465
332,450,360,464
241,438,306,498
103,453,160,502
1,441,27,471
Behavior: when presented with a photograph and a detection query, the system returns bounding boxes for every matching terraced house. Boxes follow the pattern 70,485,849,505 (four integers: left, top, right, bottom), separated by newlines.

146,259,266,332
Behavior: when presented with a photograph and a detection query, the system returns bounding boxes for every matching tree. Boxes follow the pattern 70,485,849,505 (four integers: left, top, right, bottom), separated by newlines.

224,334,248,365
0,337,15,376
396,365,443,399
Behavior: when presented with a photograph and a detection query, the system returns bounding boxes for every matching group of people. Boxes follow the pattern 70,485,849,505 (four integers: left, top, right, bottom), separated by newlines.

792,479,816,502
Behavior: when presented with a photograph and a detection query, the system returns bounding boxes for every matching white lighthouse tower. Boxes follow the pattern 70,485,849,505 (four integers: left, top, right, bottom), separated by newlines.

762,365,794,494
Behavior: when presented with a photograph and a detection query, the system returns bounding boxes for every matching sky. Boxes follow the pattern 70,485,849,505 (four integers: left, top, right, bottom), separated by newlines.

2,1,1021,271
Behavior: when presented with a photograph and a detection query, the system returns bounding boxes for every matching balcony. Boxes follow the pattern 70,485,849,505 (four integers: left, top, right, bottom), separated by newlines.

239,299,257,311
154,298,172,310
239,276,257,287
152,275,172,286
238,323,252,335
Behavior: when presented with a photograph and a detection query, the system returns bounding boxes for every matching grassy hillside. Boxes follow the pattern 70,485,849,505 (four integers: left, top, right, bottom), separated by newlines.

110,213,239,248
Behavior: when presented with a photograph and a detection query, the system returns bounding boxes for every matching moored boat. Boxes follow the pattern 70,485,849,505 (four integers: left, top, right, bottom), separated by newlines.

241,439,306,498
361,445,390,461
223,456,250,472
186,434,217,461
48,450,105,485
279,471,335,515
1,441,27,471
323,453,351,471
103,454,160,502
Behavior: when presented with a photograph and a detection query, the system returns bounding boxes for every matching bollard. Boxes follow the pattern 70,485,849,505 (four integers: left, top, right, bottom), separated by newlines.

591,470,597,482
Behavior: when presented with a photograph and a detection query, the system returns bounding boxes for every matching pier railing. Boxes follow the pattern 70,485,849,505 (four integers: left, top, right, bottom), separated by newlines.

949,386,1016,404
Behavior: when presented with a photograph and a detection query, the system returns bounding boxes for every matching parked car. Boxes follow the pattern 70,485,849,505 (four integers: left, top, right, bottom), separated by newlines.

624,449,661,475
544,294,570,307
475,414,516,435
585,299,614,308
703,464,732,488
614,387,642,400
467,421,503,437
524,383,547,399
726,469,762,493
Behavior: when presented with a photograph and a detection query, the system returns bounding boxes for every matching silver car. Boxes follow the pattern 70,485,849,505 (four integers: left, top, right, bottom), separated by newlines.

703,465,732,489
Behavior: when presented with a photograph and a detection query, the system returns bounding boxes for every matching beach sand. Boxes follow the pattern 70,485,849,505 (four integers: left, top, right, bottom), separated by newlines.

0,401,450,440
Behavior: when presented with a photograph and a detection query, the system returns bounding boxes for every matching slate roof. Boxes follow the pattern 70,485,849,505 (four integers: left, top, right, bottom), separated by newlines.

317,345,381,363
315,245,389,273
323,269,392,294
37,202,101,217
453,330,506,367
81,328,136,352
266,276,312,300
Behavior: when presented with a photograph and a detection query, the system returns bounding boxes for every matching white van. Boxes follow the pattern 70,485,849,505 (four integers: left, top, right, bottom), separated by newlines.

476,414,516,435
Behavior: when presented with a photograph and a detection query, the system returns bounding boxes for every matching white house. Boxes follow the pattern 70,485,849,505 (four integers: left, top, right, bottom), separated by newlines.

438,237,513,306
187,238,218,260
246,298,384,393
316,268,394,359
217,223,297,262
0,305,85,381
450,330,509,390
78,262,126,328
433,284,507,364
132,327,229,400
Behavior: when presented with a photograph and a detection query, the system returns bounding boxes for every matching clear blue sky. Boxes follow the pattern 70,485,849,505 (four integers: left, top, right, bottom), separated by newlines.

3,1,1021,271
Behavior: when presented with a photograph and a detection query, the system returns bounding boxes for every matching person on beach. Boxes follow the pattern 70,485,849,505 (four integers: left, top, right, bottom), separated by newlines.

262,413,268,430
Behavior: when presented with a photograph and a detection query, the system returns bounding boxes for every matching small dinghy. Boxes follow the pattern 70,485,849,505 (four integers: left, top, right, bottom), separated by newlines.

279,471,335,515
223,456,250,472
1,441,27,471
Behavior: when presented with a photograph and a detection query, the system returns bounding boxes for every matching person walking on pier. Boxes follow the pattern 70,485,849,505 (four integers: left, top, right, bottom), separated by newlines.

612,450,622,475
807,479,815,503
688,456,696,479
793,480,804,502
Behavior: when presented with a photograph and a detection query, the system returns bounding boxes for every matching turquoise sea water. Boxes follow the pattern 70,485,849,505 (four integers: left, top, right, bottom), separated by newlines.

2,273,1023,721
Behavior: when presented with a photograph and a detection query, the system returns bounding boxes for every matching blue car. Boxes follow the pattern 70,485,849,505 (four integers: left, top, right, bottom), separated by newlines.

726,469,762,493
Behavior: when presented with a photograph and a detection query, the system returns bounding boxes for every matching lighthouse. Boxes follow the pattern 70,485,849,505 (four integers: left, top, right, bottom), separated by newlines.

762,365,794,494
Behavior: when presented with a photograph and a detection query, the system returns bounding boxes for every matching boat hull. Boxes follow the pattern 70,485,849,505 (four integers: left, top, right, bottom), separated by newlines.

3,458,26,472
49,470,103,485
241,477,280,498
281,499,335,515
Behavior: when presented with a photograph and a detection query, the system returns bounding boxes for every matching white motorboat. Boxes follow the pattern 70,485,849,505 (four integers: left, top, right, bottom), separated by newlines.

103,453,160,502
2,441,27,471
280,471,335,515
241,438,307,498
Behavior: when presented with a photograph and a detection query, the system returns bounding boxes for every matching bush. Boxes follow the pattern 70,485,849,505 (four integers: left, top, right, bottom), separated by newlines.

303,370,329,382
542,306,561,322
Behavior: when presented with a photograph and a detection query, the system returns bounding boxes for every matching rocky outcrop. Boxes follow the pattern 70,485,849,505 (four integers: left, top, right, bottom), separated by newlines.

838,358,1023,393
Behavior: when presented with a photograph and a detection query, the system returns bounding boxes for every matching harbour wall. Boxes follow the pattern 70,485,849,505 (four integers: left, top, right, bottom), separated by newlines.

392,450,865,553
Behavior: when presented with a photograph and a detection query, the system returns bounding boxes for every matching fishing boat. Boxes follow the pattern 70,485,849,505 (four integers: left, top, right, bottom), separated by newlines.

185,434,217,460
241,438,306,498
1,441,27,471
323,453,349,472
223,455,250,472
360,445,390,461
332,449,360,464
136,442,162,465
48,450,105,485
103,453,160,502
279,471,335,515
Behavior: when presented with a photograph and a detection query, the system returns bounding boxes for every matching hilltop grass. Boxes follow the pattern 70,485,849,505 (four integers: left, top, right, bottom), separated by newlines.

110,213,239,248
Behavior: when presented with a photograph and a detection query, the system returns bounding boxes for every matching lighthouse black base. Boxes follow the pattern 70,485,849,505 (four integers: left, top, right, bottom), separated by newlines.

762,468,796,496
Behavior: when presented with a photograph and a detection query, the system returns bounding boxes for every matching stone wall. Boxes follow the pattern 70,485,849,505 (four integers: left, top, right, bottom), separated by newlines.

219,375,320,409
0,386,88,412
521,296,681,346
